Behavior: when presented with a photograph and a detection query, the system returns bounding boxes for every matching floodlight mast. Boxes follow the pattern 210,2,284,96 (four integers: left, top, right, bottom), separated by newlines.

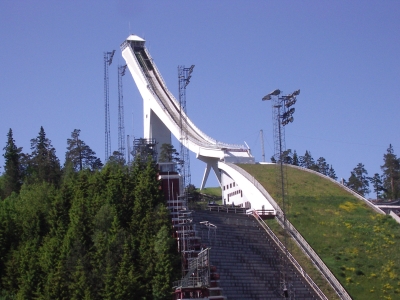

104,50,115,162
118,64,127,162
262,88,300,299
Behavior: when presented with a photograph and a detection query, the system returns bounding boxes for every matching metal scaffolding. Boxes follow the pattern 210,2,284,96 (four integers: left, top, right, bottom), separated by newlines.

132,138,157,163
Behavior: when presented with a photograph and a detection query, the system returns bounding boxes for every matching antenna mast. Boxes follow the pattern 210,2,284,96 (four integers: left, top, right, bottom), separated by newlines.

104,50,115,162
260,129,265,162
118,64,127,161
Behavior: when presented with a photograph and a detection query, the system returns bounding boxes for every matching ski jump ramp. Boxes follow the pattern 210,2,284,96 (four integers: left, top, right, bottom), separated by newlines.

121,34,275,212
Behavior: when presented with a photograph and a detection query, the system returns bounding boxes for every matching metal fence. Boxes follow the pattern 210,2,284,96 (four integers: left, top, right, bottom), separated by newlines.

252,211,328,300
225,162,352,300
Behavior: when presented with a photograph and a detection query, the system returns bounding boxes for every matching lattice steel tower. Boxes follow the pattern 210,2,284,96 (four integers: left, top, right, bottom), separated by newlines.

262,89,300,299
104,50,115,162
178,65,194,195
118,64,127,161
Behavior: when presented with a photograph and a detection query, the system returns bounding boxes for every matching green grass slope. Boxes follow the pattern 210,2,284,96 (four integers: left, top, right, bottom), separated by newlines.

238,163,400,300
199,187,222,198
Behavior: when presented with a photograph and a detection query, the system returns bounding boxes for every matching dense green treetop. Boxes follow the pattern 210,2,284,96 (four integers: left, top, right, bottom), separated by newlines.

299,150,315,169
28,126,61,185
381,144,400,200
368,173,384,199
0,129,179,299
346,163,370,197
158,143,179,163
65,129,103,172
2,128,22,197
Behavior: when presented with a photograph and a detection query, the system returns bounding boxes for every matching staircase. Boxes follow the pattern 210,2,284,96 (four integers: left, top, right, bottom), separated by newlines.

193,210,321,299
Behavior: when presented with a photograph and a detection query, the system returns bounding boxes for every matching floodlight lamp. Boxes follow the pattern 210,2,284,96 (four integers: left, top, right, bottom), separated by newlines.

270,89,281,96
282,114,294,126
293,89,300,96
121,65,127,76
285,98,297,108
185,79,191,88
282,109,294,120
188,65,195,75
108,50,116,65
262,94,271,101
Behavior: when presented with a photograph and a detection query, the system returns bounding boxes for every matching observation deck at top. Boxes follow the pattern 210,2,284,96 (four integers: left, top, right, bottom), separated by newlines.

121,34,255,189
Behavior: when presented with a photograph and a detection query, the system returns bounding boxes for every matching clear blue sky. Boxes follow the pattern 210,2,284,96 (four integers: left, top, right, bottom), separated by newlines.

1,1,399,194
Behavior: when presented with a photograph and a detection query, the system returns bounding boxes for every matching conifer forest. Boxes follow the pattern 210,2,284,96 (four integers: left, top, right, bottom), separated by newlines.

0,127,179,300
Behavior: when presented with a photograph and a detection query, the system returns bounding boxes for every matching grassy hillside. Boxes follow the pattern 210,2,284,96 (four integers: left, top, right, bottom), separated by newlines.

199,187,222,198
238,164,400,300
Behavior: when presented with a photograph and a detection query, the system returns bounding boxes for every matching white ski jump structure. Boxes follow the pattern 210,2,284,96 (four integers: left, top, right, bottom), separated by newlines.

121,35,275,213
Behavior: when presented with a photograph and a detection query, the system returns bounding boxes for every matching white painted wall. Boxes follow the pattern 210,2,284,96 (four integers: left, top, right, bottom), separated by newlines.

219,162,275,212
221,171,249,207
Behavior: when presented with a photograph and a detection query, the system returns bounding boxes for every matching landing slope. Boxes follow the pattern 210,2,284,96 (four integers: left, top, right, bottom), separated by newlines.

238,163,400,299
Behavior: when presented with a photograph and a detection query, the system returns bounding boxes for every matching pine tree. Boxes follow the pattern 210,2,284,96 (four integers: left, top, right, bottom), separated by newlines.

381,144,400,200
292,150,299,166
367,173,384,200
299,150,316,169
107,150,125,167
65,129,103,171
316,157,329,175
152,225,175,300
45,259,69,299
2,129,22,197
132,156,163,224
158,143,179,163
347,163,370,196
30,126,61,185
327,165,338,180
114,242,139,299
282,149,292,164
69,259,92,300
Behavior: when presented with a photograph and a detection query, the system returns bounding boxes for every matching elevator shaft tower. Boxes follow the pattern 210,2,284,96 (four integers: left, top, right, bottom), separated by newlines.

178,65,194,194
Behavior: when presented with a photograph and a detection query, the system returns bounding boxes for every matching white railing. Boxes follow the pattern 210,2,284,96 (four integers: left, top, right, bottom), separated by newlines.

252,210,328,300
207,205,247,214
389,211,400,224
227,163,352,300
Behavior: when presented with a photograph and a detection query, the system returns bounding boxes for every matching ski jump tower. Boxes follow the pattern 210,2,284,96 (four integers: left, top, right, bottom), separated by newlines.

120,34,275,213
